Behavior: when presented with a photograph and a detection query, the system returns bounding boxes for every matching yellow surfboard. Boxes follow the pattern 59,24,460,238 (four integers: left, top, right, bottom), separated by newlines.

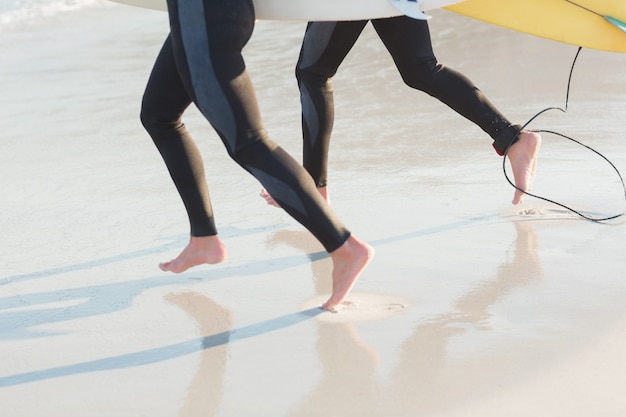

445,0,626,53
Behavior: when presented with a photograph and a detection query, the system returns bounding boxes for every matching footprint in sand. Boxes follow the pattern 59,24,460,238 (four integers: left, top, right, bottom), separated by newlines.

302,293,409,323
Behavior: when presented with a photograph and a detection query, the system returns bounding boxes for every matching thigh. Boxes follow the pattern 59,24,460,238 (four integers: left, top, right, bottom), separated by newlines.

297,20,369,76
371,16,436,63
166,0,262,151
142,35,192,122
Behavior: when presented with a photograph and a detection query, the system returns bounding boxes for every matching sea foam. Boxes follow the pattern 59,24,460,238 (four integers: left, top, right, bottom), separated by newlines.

0,0,108,30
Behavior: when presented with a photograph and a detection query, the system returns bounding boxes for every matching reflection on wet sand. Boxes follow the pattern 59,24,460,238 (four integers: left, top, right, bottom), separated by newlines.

269,220,542,415
165,292,232,417
387,220,542,414
454,220,542,327
168,221,541,414
265,230,332,295
287,321,381,417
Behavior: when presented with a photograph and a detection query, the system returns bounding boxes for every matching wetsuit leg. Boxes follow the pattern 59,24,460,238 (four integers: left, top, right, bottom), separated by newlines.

370,16,521,155
296,21,369,187
141,35,217,237
165,0,350,252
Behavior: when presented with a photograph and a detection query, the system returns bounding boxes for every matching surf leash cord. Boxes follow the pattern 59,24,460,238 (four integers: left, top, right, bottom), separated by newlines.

502,46,626,222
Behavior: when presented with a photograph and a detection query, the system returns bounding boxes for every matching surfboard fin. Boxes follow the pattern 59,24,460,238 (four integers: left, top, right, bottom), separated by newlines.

387,0,431,20
605,16,626,34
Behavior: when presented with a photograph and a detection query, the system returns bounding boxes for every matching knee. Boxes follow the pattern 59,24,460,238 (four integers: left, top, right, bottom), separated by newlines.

398,58,442,92
229,129,274,165
140,96,182,137
295,65,332,91
139,95,158,132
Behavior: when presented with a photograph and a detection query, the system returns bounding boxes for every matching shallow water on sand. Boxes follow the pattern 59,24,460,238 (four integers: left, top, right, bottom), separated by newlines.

2,3,626,417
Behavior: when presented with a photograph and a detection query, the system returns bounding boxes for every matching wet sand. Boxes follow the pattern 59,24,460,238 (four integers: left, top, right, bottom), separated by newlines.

1,4,626,416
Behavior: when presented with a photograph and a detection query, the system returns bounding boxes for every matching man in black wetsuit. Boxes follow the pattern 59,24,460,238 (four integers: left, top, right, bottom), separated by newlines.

140,0,374,311
261,17,541,207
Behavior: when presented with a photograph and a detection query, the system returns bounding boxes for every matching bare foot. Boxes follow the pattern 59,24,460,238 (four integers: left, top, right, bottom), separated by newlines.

317,186,329,204
259,188,281,207
507,131,542,205
323,235,375,311
260,186,330,207
159,235,228,273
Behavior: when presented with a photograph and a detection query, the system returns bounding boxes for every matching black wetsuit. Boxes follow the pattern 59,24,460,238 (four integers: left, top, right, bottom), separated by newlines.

296,17,522,187
140,0,350,252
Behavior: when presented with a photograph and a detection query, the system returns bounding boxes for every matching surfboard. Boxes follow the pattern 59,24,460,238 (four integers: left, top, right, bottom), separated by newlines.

445,0,626,53
108,0,465,21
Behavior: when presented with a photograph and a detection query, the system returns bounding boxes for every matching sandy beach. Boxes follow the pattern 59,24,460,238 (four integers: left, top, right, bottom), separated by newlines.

2,2,626,416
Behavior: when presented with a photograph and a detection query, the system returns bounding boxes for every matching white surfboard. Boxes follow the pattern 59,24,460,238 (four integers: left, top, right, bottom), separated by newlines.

109,0,466,21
